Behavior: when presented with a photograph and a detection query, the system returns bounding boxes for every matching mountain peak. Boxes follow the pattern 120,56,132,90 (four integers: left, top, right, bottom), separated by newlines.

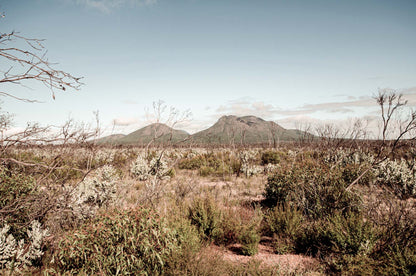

191,114,303,144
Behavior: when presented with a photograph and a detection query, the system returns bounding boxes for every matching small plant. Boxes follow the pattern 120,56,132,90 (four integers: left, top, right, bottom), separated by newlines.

376,158,416,198
131,152,171,180
295,212,376,273
0,220,48,271
261,150,281,165
239,208,263,256
188,196,223,242
265,203,304,254
69,165,118,220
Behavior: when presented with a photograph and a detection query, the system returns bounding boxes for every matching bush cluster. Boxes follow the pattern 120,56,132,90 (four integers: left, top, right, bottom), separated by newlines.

52,207,198,275
188,196,263,256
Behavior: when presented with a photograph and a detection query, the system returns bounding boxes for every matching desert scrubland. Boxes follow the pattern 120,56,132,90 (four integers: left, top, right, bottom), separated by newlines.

1,141,416,275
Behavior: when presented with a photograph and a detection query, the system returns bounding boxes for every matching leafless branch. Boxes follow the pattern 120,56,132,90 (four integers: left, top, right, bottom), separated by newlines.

0,31,83,101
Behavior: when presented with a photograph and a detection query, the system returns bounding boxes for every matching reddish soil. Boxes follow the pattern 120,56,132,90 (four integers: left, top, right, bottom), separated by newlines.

207,237,322,275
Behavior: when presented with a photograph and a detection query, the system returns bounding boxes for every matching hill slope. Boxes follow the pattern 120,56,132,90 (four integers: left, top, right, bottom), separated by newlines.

95,134,126,144
116,123,190,145
189,115,308,145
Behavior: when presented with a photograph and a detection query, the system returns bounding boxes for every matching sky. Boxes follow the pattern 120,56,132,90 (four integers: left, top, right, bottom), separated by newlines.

1,0,416,136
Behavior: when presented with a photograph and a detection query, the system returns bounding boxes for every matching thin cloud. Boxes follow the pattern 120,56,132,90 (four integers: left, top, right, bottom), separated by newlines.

274,96,377,116
214,88,416,120
75,0,156,13
112,116,139,126
215,99,278,119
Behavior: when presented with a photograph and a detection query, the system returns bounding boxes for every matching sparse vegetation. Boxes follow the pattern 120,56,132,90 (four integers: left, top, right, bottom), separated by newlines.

2,142,415,275
2,91,416,275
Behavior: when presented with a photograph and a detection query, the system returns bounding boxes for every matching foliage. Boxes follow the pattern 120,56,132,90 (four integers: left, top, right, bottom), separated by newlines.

239,150,262,177
52,208,182,275
264,163,362,218
179,152,235,177
376,158,416,198
69,165,118,220
261,150,281,165
0,166,47,241
265,203,304,254
0,220,48,271
295,212,376,273
239,208,263,256
188,196,223,242
369,199,416,275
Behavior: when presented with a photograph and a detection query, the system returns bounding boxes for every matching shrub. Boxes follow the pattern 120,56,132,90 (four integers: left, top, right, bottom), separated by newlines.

0,167,46,240
69,165,118,220
266,203,303,238
178,156,204,170
265,203,304,254
130,153,170,181
188,197,222,242
239,208,263,256
264,172,298,206
295,212,376,273
0,220,49,271
376,158,416,198
53,208,181,275
261,150,281,165
239,150,262,177
369,199,416,275
264,164,362,219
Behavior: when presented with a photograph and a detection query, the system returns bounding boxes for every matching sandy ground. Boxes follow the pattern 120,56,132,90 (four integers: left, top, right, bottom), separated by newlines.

206,237,322,275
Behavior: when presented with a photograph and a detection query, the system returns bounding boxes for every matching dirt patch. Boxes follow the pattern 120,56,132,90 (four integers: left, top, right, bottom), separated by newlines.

207,239,322,275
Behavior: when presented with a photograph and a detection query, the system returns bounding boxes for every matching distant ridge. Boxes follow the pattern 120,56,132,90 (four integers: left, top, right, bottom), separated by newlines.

95,134,126,144
96,115,313,145
97,123,189,145
189,115,307,145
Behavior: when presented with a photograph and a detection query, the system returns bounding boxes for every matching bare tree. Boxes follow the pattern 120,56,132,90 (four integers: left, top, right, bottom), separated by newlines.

1,14,82,102
347,89,416,190
144,100,192,149
268,121,280,148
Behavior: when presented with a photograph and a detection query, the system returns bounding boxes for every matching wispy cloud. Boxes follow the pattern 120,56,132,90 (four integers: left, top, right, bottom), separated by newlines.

75,0,156,13
213,88,416,121
112,116,139,126
215,98,278,119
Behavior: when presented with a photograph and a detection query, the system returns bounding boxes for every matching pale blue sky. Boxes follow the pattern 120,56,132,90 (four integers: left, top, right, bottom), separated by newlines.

1,0,416,134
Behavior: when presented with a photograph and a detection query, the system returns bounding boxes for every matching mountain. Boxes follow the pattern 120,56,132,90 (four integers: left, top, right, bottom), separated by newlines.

95,134,126,144
96,115,313,146
189,115,309,145
113,123,189,145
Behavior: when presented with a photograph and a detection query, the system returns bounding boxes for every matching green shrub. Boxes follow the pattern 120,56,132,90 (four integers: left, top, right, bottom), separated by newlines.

239,227,261,256
199,165,215,177
219,208,243,245
264,172,297,206
341,163,376,186
265,203,304,254
261,151,281,165
0,167,35,208
239,208,263,256
370,200,416,275
178,156,204,170
295,212,376,273
53,208,181,275
230,158,242,176
188,197,223,242
0,167,40,240
264,164,362,219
